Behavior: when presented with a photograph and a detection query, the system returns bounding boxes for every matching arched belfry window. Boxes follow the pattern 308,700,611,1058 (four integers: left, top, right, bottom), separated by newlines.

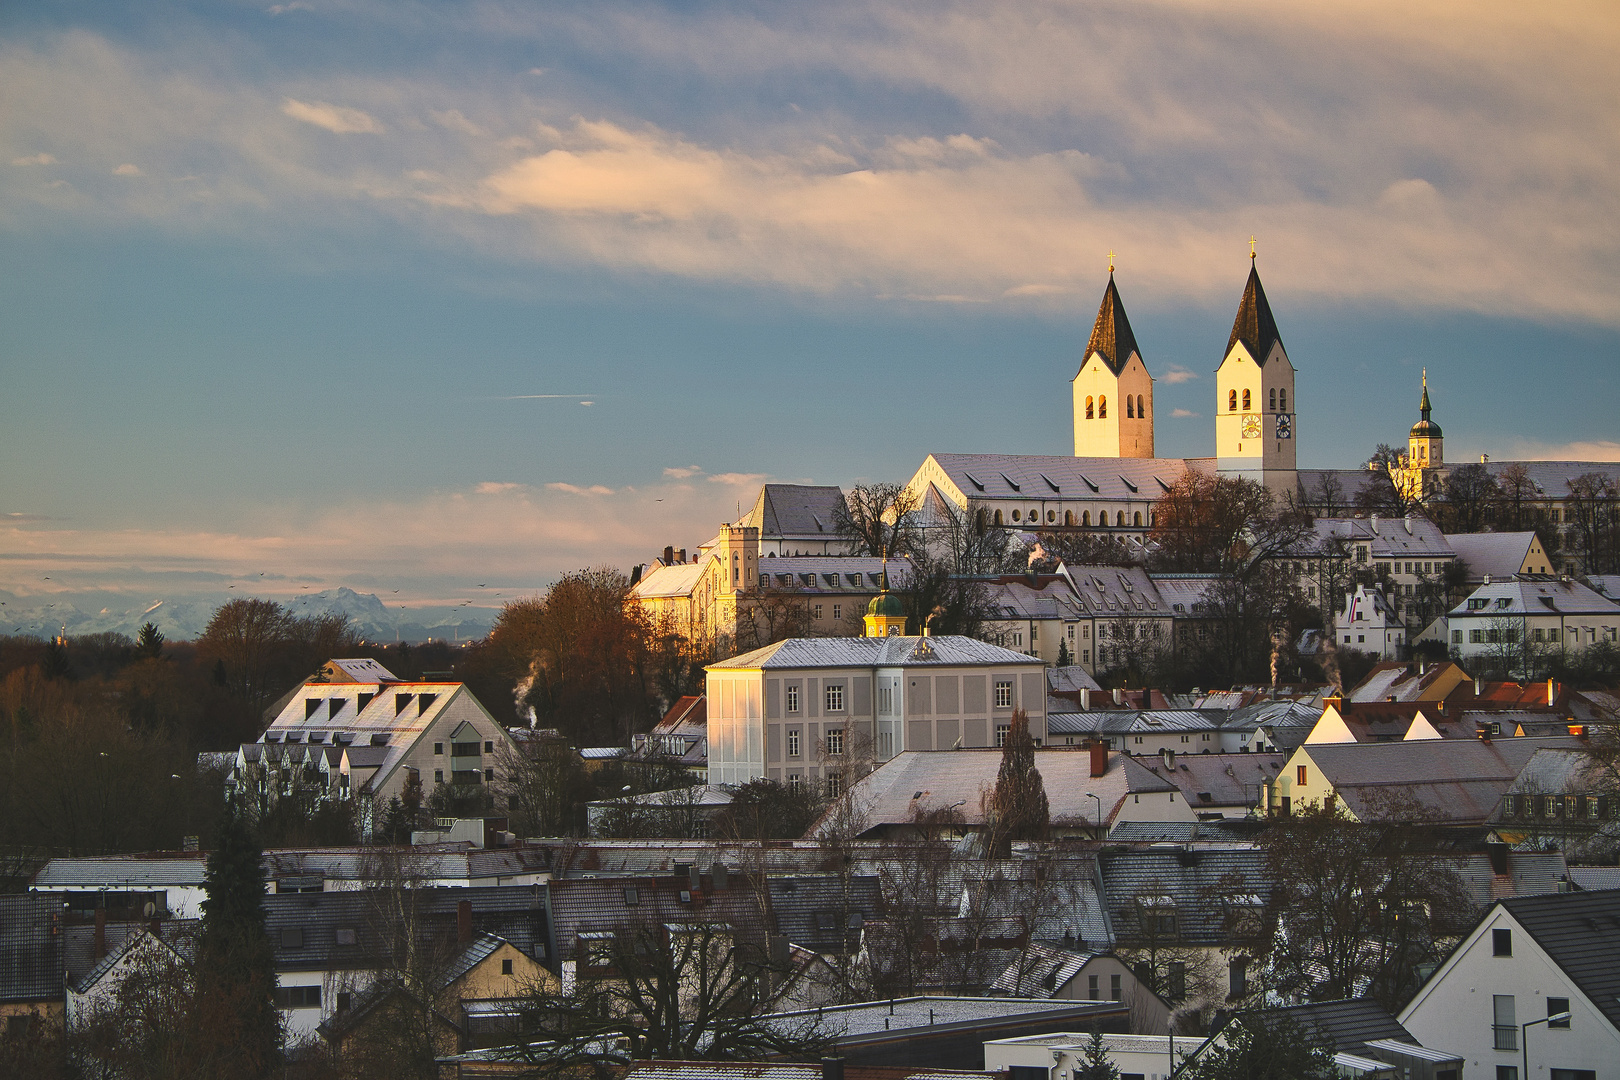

1085,396,1094,419
1099,395,1107,418
1126,397,1134,419
1229,390,1237,412
1279,388,1287,411
1137,395,1145,418
1269,388,1276,411
1242,389,1251,410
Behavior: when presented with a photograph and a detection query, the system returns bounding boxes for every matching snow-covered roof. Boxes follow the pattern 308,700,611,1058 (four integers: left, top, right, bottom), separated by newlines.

708,635,1039,671
1449,576,1620,618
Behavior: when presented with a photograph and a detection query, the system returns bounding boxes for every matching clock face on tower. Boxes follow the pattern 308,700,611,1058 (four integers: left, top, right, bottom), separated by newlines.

1241,414,1262,439
1275,414,1293,439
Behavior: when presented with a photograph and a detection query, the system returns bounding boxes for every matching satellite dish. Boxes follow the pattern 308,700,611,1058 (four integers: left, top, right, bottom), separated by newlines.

143,901,156,918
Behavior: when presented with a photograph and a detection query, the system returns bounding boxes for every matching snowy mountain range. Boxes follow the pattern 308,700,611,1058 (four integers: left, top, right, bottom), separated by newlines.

0,586,497,644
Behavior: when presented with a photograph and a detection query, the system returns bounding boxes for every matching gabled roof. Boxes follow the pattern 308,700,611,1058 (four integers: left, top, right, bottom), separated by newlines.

1261,998,1418,1054
767,874,882,955
919,453,1204,506
1500,888,1620,1034
1445,532,1541,580
743,484,848,541
1097,847,1273,947
990,942,1101,998
1082,275,1141,377
709,635,1039,671
1225,263,1284,365
1448,576,1620,618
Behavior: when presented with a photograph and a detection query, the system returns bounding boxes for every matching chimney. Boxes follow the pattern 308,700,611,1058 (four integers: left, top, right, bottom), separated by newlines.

1080,688,1091,710
94,908,106,960
1089,740,1108,778
1112,687,1124,706
1370,513,1379,533
1548,678,1556,707
150,917,163,937
821,1059,845,1080
677,548,687,564
663,545,674,565
457,899,472,945
1161,748,1175,770
711,861,728,891
1475,677,1484,696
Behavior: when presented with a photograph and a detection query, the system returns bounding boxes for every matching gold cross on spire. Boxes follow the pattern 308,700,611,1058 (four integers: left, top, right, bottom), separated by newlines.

1107,249,1115,273
1249,235,1257,260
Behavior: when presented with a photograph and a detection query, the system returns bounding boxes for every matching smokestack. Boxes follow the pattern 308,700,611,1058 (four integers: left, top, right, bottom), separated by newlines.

1089,740,1108,778
457,899,472,945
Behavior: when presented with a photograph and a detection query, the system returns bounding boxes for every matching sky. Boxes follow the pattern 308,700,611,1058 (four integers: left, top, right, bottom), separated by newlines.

2,0,1617,619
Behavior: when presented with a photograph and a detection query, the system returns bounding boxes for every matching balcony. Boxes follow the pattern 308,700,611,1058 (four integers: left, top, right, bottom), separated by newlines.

1493,1025,1517,1051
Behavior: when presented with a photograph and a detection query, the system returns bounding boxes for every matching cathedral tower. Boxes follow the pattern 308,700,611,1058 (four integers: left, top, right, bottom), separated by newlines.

1215,255,1296,489
1072,270,1154,458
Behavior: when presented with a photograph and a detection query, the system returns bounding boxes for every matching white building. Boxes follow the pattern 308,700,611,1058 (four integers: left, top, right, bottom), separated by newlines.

704,634,1048,791
1444,576,1620,671
1336,583,1406,659
1400,889,1620,1080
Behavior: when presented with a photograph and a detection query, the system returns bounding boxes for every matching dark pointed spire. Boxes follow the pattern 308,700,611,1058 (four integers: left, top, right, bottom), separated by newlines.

1084,273,1141,376
1226,263,1284,365
1420,369,1432,420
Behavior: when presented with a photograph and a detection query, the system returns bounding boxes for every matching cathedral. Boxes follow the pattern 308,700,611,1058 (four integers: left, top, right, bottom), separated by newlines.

907,252,1301,534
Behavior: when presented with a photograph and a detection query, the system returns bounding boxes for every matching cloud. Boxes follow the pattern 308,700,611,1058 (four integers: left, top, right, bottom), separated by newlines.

11,153,56,166
493,394,596,401
0,475,769,607
708,472,769,488
1502,439,1620,462
1170,408,1199,418
267,2,313,13
281,98,384,135
1162,366,1198,384
545,482,615,496
663,466,703,479
431,109,483,137
112,163,141,176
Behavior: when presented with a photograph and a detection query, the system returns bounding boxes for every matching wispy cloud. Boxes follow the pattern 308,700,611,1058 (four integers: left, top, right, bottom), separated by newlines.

1162,366,1197,384
1502,439,1620,462
112,162,141,176
281,98,384,135
708,472,769,488
663,465,703,479
266,2,313,14
492,394,596,400
11,153,56,166
1171,408,1198,418
545,482,615,496
474,481,524,494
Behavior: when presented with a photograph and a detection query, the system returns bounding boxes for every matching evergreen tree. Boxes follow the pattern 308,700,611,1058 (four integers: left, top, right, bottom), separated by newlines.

1183,1013,1335,1080
1058,638,1072,667
135,621,165,659
985,709,1050,856
197,810,281,1076
1075,1026,1120,1080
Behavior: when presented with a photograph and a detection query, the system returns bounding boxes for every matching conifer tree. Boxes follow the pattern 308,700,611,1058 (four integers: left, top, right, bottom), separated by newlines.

197,809,281,1075
986,709,1050,856
1075,1026,1121,1080
135,621,165,659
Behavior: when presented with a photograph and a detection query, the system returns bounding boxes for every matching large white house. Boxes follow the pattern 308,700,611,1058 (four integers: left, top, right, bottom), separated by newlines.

1444,577,1620,671
1401,889,1620,1080
704,632,1047,792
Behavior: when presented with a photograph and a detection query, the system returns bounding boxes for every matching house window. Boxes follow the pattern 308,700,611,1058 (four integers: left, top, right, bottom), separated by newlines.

995,681,1013,708
1493,995,1517,1050
277,985,322,1009
825,684,844,712
825,728,844,756
996,724,1011,747
581,933,615,970
1229,957,1248,999
786,685,799,713
1168,961,1186,1000
1452,630,1463,644
484,741,494,754
1548,997,1570,1028
832,604,841,621
1297,765,1308,786
825,772,843,797
787,773,802,791
485,768,494,782
434,770,444,784
502,958,514,975
787,729,801,757
1493,928,1512,956
813,604,823,620
1089,974,1099,998
1497,1069,1519,1080
434,743,444,755
1110,974,1122,1000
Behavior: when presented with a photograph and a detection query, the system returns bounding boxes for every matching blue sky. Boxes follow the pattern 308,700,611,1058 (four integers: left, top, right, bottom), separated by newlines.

2,0,1617,612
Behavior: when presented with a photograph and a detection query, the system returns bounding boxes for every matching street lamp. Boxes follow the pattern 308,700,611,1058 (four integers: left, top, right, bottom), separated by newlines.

1522,1011,1572,1080
1087,792,1103,841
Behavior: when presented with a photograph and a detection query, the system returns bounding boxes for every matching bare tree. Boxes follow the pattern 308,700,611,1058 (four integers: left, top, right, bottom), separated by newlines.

1566,473,1619,575
1438,463,1496,533
834,484,921,559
